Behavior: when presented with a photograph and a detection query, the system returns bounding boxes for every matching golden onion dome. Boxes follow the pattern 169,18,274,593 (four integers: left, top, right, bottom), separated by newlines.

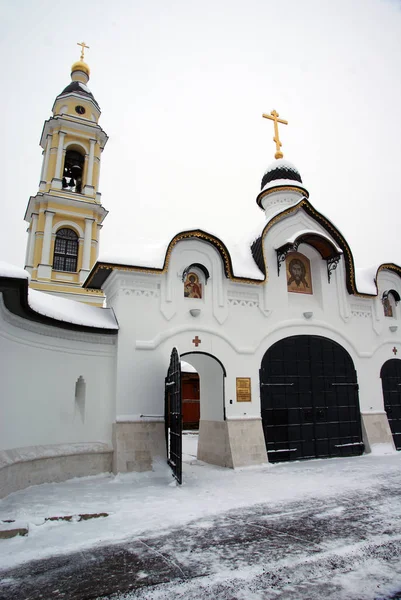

71,60,90,77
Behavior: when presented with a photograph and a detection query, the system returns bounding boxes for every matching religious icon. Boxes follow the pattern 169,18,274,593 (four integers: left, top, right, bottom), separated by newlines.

184,272,202,299
286,253,312,295
383,295,393,318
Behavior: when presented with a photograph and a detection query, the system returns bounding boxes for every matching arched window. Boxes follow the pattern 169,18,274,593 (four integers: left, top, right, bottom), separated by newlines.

53,228,79,272
62,149,84,193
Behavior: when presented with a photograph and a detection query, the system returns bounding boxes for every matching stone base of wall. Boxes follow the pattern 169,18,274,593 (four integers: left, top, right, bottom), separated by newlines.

198,420,233,467
0,443,112,499
112,420,166,473
361,411,395,453
197,418,268,468
226,418,268,467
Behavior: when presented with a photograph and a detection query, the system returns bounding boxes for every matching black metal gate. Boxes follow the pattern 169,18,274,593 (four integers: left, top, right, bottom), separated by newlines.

165,347,183,484
260,335,364,463
381,359,401,450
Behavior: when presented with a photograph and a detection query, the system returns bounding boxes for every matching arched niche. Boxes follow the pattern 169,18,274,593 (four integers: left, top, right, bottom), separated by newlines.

276,231,342,283
382,290,400,318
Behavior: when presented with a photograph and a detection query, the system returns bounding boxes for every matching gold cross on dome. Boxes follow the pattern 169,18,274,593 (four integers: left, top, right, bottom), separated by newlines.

262,110,288,159
77,41,90,61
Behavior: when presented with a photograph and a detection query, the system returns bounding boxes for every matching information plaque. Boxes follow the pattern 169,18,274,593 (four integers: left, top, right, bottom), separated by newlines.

236,377,251,402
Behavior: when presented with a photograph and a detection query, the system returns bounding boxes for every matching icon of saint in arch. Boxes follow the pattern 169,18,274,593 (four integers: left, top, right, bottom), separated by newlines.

184,272,202,298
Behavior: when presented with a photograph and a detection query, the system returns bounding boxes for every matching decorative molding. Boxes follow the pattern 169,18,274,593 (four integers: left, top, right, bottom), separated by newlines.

228,291,259,308
120,277,161,298
257,185,309,206
122,288,160,298
327,255,341,283
276,242,299,276
135,318,399,358
51,220,84,237
351,304,372,319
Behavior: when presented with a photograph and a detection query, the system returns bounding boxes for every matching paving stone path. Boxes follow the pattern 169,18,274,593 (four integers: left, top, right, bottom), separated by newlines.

1,474,401,600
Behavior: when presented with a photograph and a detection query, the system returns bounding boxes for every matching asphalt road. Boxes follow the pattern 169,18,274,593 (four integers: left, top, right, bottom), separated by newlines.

1,475,401,600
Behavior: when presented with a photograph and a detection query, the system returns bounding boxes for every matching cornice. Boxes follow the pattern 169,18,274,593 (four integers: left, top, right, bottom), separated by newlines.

40,116,108,149
25,192,108,222
256,185,309,208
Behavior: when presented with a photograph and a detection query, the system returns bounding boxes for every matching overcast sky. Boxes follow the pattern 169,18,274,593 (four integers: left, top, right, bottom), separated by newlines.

1,0,401,273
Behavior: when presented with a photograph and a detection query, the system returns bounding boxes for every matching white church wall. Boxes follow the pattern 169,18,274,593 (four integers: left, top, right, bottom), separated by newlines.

101,207,401,472
0,298,117,452
104,235,397,423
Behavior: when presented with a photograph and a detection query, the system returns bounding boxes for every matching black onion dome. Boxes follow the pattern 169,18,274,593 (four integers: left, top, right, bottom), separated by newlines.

261,160,302,191
57,81,99,109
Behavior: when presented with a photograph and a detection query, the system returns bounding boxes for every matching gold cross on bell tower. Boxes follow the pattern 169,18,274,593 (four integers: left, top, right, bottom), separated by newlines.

77,41,90,61
262,110,288,159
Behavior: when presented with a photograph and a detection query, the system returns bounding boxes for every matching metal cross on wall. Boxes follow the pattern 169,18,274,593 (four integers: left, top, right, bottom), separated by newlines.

192,336,201,347
393,347,398,355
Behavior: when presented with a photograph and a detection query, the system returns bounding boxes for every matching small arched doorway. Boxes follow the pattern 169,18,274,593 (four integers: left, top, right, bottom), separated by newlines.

180,360,200,429
181,351,227,466
181,352,226,421
381,359,401,450
260,335,363,463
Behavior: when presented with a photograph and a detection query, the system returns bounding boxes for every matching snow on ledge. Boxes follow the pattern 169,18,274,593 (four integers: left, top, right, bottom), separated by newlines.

0,261,30,281
0,442,112,469
355,266,379,295
28,288,118,330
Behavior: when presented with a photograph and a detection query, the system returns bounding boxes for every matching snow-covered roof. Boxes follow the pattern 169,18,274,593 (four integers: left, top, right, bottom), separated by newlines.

263,159,300,175
99,227,266,281
0,261,118,330
0,261,30,280
28,289,118,330
355,267,378,295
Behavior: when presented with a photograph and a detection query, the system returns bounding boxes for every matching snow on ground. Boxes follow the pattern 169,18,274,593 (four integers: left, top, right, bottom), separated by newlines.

1,433,401,580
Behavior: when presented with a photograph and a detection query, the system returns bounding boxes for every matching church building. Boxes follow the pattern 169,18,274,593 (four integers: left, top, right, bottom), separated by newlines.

1,48,401,496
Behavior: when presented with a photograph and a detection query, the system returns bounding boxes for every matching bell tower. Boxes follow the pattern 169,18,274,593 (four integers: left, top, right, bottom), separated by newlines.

24,43,108,306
